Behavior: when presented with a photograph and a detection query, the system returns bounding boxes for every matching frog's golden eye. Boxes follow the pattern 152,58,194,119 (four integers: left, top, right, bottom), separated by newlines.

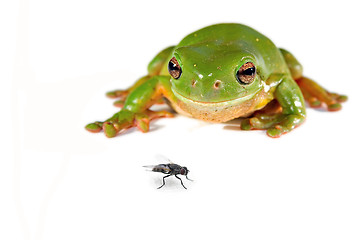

236,62,256,84
168,57,182,79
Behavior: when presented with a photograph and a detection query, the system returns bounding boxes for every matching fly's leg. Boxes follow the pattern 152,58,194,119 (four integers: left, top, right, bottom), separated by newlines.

158,175,171,189
175,175,187,189
106,46,175,107
186,175,194,181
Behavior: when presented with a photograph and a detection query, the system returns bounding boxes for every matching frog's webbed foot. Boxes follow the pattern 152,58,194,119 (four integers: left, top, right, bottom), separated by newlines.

240,100,303,138
241,73,306,138
241,111,304,138
296,77,348,111
85,109,174,138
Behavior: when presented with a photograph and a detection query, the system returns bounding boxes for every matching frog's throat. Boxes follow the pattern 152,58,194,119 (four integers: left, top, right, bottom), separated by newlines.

171,87,260,108
170,87,265,123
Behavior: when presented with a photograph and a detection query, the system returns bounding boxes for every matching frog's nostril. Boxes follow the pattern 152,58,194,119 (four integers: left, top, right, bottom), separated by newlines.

191,79,197,87
213,80,222,89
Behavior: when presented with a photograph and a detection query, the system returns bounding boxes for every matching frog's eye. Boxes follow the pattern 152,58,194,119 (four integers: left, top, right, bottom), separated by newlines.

236,62,256,84
168,57,182,79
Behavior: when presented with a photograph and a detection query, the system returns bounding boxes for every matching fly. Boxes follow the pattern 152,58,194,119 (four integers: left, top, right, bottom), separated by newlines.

144,158,193,189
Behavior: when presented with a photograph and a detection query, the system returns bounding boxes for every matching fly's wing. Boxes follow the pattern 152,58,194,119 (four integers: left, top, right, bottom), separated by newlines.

143,165,158,171
155,154,174,164
143,164,171,174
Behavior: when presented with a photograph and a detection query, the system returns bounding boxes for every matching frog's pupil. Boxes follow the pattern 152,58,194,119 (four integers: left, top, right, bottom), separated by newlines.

236,62,256,84
168,57,182,79
169,61,178,71
243,67,255,75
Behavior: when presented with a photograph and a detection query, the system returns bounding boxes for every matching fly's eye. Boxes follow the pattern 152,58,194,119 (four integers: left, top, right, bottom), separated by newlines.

236,62,256,84
168,57,182,79
180,169,186,175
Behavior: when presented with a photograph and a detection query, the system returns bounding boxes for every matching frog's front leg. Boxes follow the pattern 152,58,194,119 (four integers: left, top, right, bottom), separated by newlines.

241,75,306,138
106,46,175,107
85,75,175,138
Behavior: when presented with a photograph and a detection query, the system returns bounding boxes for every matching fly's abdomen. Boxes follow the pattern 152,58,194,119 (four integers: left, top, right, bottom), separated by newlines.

152,164,171,174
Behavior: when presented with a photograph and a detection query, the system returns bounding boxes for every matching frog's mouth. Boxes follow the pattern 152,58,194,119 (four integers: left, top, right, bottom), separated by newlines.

171,87,260,108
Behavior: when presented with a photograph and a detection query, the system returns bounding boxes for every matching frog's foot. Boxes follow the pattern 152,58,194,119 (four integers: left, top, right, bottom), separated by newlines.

296,77,348,111
241,111,305,138
85,109,174,138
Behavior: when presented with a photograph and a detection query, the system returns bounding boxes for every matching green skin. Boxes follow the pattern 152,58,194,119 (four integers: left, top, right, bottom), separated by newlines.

86,23,347,138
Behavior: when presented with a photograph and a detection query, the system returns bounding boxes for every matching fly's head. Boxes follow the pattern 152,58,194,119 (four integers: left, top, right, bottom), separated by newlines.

180,167,189,176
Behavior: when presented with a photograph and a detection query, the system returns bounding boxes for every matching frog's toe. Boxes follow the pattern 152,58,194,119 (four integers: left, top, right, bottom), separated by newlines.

267,126,283,138
103,122,120,138
327,103,342,112
106,90,129,99
113,100,125,108
135,110,174,132
135,114,150,133
148,110,175,119
241,114,281,131
309,99,322,108
330,93,348,103
336,95,348,102
85,121,103,133
241,117,283,137
240,119,253,130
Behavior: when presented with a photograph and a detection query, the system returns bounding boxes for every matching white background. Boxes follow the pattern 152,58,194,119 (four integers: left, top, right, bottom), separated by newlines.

1,0,357,239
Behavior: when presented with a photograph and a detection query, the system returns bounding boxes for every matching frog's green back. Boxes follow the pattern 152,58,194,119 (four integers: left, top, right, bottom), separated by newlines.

175,23,288,77
176,23,265,47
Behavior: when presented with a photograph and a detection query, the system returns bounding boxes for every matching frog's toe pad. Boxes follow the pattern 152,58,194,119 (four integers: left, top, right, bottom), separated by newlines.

337,95,348,102
113,100,125,108
240,119,253,130
267,126,283,138
103,122,119,138
327,103,342,112
309,99,321,108
85,122,103,133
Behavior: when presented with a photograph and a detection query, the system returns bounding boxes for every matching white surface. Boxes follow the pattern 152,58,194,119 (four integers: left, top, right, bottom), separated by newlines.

2,0,357,240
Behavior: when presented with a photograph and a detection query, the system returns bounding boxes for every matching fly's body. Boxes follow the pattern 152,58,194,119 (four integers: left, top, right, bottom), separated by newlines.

144,162,192,189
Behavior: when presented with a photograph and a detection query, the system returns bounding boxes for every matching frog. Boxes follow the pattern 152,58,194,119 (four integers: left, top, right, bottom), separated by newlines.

85,23,347,138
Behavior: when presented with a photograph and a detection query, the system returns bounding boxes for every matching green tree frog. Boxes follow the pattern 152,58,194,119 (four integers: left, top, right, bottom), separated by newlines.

85,23,347,138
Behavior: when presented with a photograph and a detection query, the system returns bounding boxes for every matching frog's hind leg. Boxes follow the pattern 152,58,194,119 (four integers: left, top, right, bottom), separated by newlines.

106,75,152,107
295,77,347,111
106,46,175,107
279,48,347,111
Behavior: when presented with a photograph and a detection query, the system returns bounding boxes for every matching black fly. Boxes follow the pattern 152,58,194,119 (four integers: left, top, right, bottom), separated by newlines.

144,158,193,189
